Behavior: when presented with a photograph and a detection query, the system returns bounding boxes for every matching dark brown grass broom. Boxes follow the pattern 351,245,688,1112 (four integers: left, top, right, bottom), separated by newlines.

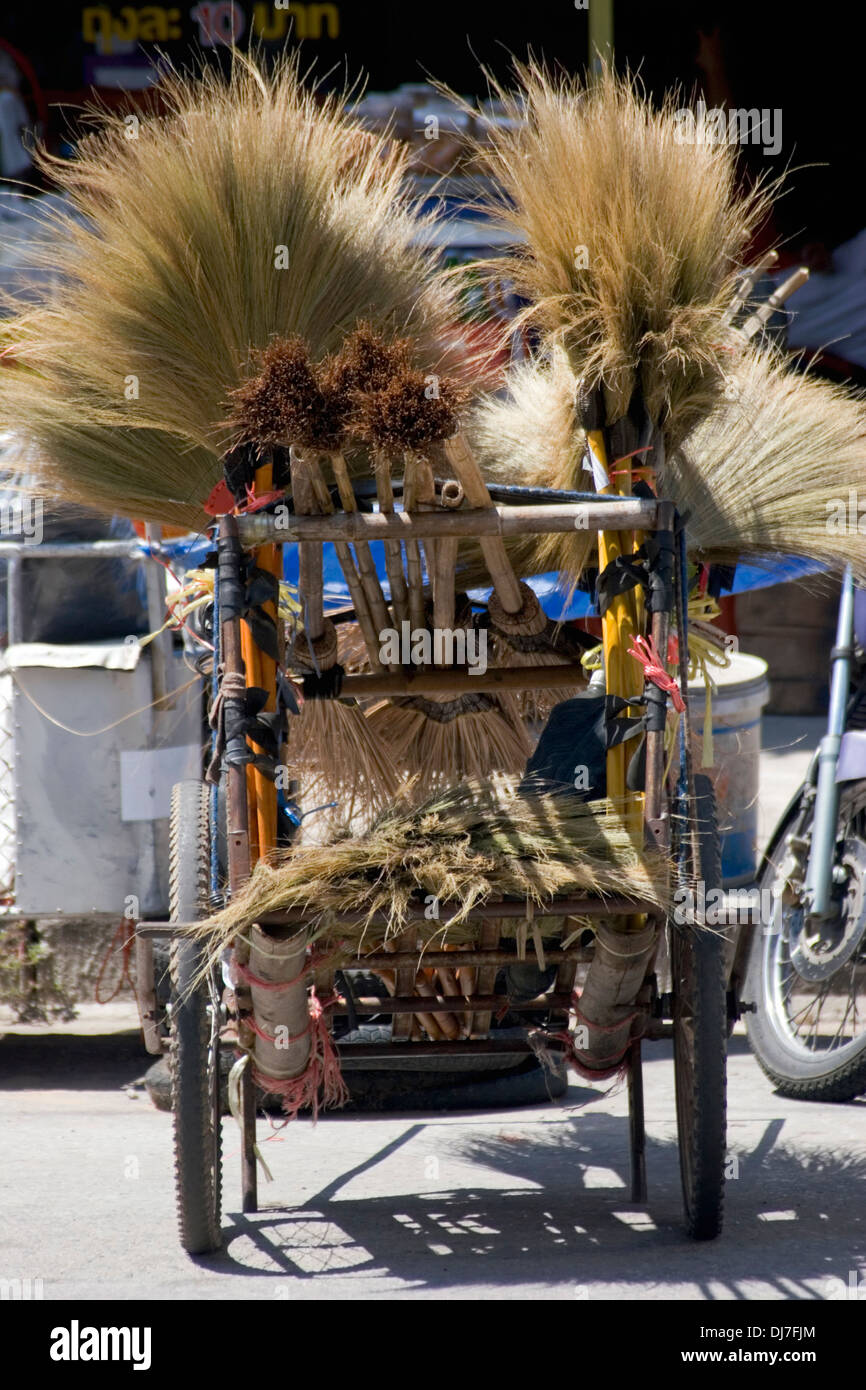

225,339,400,820
343,326,585,725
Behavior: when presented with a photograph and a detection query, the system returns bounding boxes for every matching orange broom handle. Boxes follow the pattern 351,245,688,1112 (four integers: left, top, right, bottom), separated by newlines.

249,460,280,862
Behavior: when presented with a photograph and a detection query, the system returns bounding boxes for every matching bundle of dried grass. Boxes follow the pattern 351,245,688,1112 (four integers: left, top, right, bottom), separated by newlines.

663,348,866,576
284,694,401,823
452,63,771,444
0,53,457,526
189,776,669,962
367,691,532,794
468,345,866,584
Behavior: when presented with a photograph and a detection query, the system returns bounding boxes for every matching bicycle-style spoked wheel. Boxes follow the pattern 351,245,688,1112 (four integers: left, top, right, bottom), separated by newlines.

169,781,223,1254
670,774,728,1240
746,783,866,1100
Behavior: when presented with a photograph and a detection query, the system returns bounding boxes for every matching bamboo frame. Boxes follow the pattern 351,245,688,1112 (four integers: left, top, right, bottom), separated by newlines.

306,454,386,673
335,663,586,698
443,432,524,614
237,498,658,546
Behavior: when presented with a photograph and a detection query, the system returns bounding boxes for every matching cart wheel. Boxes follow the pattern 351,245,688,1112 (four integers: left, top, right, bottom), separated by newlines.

169,781,222,1254
670,774,727,1241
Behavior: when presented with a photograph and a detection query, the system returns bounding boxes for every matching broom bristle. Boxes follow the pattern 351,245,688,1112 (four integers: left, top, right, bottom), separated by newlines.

287,699,401,826
663,348,866,576
464,350,595,587
226,335,344,451
324,322,414,397
368,695,532,800
451,62,773,440
0,54,458,524
352,366,467,454
188,776,668,960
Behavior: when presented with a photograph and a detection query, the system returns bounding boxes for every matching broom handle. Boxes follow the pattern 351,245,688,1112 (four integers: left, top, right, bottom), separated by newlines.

740,266,809,340
402,452,428,634
373,451,410,627
443,432,524,614
290,448,324,643
305,457,386,674
330,451,395,651
408,452,439,602
240,615,261,867
250,459,280,861
586,425,643,805
432,535,458,630
722,248,779,323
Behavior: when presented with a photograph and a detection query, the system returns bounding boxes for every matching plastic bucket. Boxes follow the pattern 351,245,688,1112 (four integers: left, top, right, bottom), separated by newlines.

687,651,770,886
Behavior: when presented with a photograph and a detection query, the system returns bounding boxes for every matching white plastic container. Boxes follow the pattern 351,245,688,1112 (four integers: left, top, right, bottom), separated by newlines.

688,651,770,886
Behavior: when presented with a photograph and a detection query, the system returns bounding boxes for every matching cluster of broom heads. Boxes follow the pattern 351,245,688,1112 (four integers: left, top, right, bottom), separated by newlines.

2,51,866,948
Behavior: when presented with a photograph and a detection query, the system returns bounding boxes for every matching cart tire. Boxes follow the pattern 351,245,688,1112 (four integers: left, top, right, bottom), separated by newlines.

671,774,727,1241
169,781,222,1254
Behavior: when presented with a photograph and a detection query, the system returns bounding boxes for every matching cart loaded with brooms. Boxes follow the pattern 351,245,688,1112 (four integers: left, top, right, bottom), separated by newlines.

4,55,866,1253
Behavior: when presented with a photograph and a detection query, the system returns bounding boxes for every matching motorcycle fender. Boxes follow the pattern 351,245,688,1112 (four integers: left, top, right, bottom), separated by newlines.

836,729,866,782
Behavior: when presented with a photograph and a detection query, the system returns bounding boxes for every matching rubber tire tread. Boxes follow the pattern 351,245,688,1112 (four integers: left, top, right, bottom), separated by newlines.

672,774,728,1241
169,781,222,1254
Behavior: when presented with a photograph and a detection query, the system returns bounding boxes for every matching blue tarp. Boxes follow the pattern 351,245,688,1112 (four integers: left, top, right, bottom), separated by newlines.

281,544,825,620
160,536,826,620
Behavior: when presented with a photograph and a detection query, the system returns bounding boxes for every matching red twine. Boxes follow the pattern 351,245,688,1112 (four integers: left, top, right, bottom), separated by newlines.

627,633,685,712
233,945,342,993
249,988,349,1123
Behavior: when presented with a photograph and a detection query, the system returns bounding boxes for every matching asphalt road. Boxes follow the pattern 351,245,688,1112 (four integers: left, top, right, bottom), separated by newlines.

0,1025,864,1300
0,715,864,1301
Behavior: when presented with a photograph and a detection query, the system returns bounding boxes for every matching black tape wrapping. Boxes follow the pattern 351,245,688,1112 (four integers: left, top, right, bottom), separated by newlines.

276,669,300,717
604,694,647,749
596,548,649,616
246,567,280,609
217,529,245,625
242,608,279,662
302,665,345,700
645,531,675,615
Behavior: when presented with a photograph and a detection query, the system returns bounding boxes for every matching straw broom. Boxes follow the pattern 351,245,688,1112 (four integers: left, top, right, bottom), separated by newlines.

662,347,866,578
0,53,459,527
448,62,773,448
468,343,866,583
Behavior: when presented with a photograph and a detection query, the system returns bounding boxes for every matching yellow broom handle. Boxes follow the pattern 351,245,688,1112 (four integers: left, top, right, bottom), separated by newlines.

587,428,643,808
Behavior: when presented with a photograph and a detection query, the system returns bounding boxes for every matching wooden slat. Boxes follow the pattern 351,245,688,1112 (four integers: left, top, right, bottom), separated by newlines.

471,920,502,1038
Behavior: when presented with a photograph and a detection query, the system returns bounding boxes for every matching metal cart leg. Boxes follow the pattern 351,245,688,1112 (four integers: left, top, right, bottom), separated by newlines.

240,1064,258,1213
627,1039,647,1202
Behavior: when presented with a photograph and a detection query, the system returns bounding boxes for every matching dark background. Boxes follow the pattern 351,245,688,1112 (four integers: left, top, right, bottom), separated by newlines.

1,1,863,252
